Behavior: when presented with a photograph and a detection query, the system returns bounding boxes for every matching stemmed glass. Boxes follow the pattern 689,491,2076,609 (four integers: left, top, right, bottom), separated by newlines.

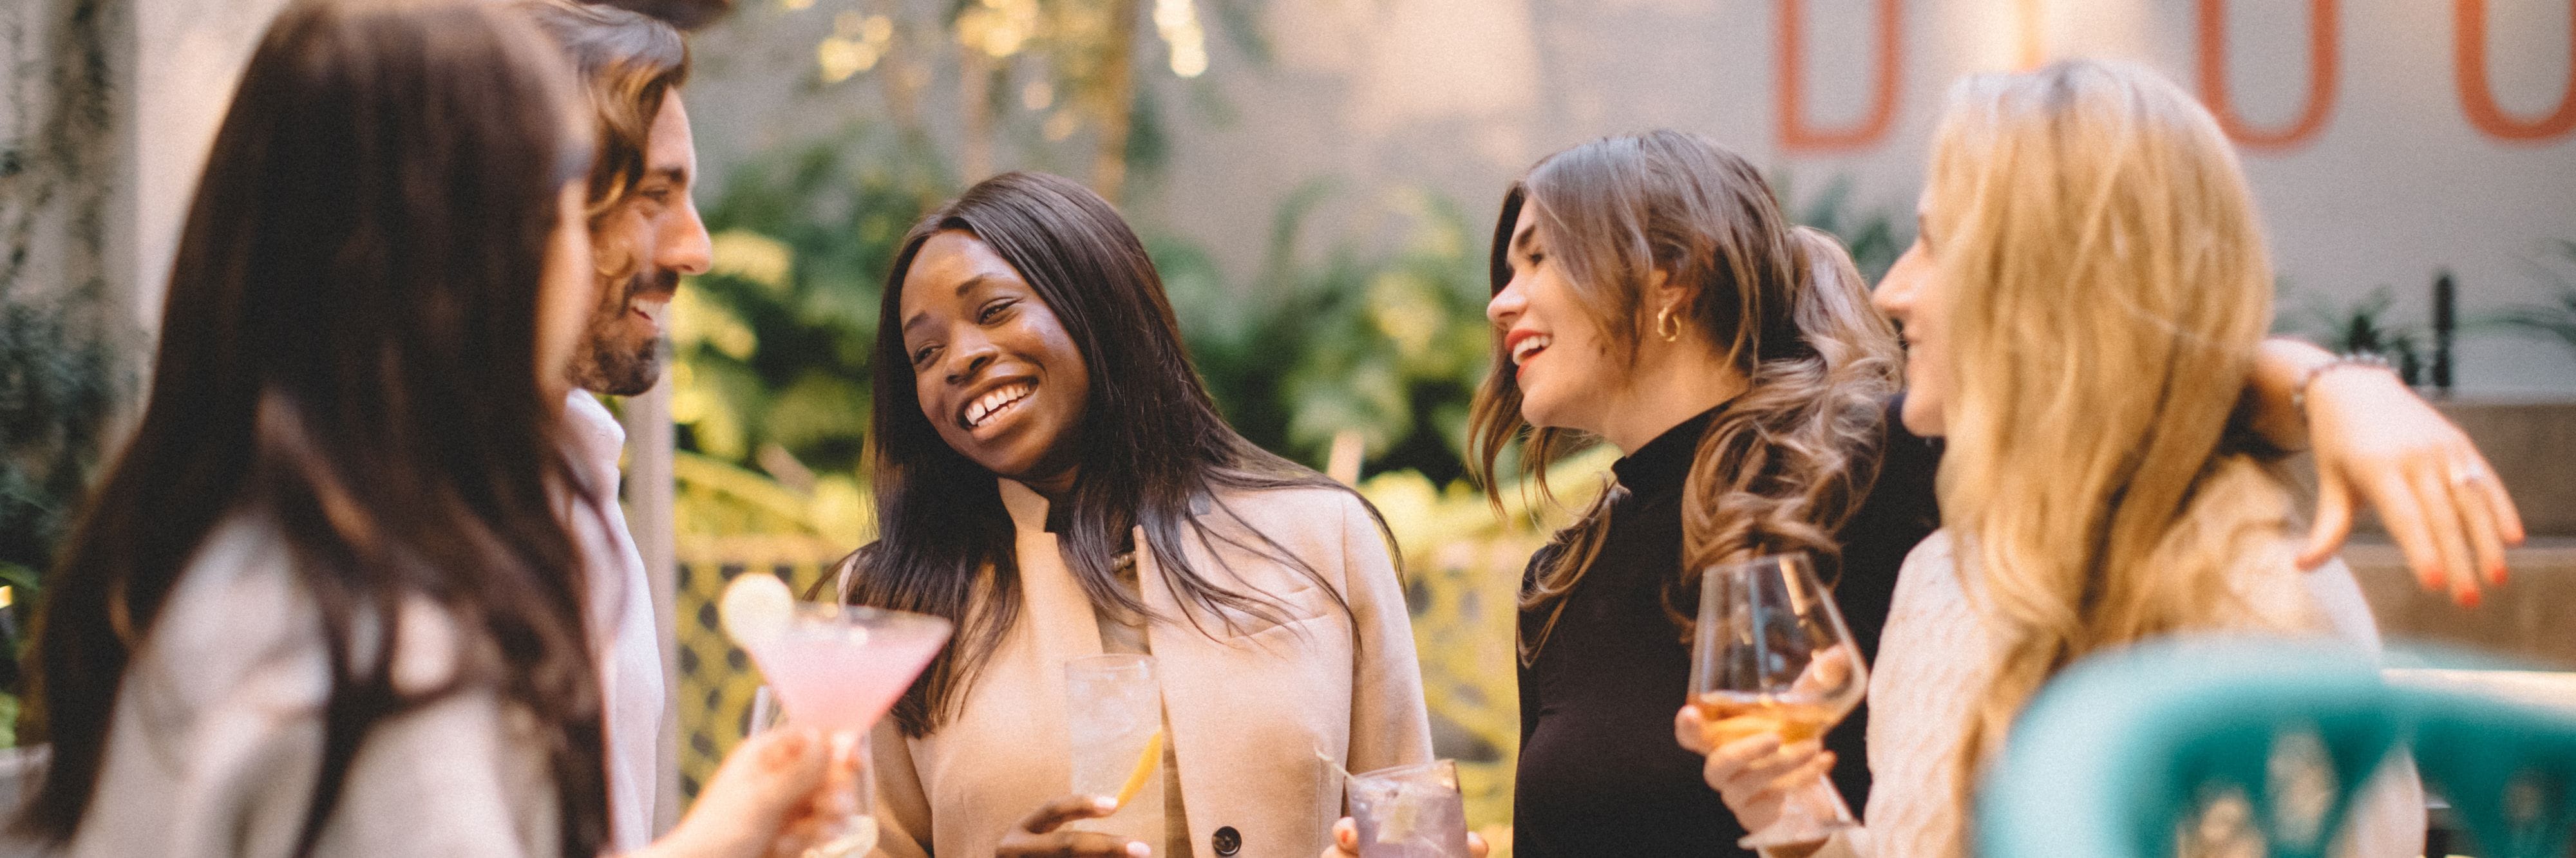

1689,552,1869,848
726,575,951,858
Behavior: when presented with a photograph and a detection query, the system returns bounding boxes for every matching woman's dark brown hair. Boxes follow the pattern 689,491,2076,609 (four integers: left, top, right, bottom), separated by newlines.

1466,130,1902,662
852,171,1381,736
17,1,609,853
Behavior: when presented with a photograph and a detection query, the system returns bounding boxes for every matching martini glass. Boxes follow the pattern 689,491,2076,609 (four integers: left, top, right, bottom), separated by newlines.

1689,552,1868,848
737,600,951,858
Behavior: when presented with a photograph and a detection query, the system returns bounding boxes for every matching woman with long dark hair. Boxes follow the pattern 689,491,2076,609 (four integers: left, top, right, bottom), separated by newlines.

21,1,834,854
837,171,1432,858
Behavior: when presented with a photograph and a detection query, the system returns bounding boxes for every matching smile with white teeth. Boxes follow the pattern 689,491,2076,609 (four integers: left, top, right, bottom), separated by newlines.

1511,334,1552,366
962,382,1036,429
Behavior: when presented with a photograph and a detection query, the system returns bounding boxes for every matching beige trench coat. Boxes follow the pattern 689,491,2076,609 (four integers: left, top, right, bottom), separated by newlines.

857,479,1434,858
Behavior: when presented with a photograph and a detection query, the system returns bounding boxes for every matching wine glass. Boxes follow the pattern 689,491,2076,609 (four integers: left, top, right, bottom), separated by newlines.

1689,552,1869,848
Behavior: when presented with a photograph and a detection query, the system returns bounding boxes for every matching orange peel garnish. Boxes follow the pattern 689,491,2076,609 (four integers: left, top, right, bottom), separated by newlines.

1113,729,1164,809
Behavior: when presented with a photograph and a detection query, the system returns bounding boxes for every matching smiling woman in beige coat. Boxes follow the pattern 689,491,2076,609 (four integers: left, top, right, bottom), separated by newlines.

832,171,1434,858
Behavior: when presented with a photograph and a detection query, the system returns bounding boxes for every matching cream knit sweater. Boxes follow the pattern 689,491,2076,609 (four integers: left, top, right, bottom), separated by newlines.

1786,530,2425,858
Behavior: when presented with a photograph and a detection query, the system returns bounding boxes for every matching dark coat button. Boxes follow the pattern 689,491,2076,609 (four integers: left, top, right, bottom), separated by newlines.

1211,825,1242,855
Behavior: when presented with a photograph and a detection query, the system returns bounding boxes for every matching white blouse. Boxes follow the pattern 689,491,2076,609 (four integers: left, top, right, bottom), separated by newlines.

564,389,672,852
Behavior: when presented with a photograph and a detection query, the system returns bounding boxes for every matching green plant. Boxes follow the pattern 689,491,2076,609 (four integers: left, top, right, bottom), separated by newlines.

1185,182,1493,483
0,302,117,572
0,299,125,745
2291,285,2424,385
1775,172,1913,283
2485,239,2576,358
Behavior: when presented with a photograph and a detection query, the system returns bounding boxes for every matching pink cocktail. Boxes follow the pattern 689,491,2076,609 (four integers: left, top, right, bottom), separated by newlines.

742,604,951,733
738,602,951,858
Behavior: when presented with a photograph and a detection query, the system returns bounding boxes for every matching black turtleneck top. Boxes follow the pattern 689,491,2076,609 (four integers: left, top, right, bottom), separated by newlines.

1510,398,1942,857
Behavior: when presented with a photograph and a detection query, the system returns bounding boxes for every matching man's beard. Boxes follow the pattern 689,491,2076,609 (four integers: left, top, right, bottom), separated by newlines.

569,268,678,397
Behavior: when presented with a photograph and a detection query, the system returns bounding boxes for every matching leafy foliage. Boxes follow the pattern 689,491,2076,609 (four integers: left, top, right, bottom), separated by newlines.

1776,173,1911,283
2485,239,2576,359
0,300,125,740
0,302,118,576
2288,285,2425,385
1180,182,1494,483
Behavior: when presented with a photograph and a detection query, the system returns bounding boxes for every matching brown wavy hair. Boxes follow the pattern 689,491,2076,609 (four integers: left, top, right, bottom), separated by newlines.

1466,131,1900,662
516,0,687,229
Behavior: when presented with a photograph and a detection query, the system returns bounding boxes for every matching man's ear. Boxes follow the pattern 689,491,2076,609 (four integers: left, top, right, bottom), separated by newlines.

591,216,638,281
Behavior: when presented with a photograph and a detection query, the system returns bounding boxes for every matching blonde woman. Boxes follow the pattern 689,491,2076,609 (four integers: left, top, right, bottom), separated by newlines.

1684,60,2431,857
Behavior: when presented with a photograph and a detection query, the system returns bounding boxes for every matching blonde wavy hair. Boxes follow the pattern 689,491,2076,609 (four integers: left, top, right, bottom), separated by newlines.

1927,61,2315,853
1468,130,1901,662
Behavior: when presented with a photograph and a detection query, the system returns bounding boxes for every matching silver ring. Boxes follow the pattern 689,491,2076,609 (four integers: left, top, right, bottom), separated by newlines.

2449,463,2488,487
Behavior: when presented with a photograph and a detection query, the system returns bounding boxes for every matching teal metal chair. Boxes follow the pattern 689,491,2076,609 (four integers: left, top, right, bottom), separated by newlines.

1976,636,2576,857
2403,687,2576,857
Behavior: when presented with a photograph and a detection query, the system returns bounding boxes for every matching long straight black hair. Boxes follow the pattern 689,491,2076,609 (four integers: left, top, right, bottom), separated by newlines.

18,1,610,853
855,171,1378,737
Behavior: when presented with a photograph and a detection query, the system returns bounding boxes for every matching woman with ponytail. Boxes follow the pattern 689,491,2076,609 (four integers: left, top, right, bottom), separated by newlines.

1683,61,2432,857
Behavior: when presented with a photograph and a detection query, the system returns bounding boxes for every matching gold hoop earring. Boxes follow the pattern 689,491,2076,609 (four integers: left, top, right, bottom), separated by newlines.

1655,306,1683,342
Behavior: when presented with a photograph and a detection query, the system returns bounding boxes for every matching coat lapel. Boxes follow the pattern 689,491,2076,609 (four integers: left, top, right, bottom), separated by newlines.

1137,522,1344,857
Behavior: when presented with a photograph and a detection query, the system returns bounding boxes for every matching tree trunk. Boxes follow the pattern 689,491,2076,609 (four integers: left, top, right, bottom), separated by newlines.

1087,0,1139,205
959,47,994,183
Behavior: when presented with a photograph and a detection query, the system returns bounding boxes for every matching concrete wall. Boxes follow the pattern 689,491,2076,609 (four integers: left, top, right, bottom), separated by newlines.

1,0,132,326
1,0,287,344
127,0,293,333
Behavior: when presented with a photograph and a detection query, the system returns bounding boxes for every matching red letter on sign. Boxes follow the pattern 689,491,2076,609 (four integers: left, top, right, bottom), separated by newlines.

2456,0,2576,143
1778,0,1903,152
2197,0,2340,150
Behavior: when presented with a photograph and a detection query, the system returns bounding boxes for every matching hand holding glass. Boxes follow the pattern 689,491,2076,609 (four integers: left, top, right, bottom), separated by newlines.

1347,760,1472,858
1065,654,1168,844
724,574,951,858
1689,553,1868,848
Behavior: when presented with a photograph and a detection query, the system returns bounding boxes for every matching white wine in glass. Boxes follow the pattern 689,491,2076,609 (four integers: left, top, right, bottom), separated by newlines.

1689,552,1868,848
